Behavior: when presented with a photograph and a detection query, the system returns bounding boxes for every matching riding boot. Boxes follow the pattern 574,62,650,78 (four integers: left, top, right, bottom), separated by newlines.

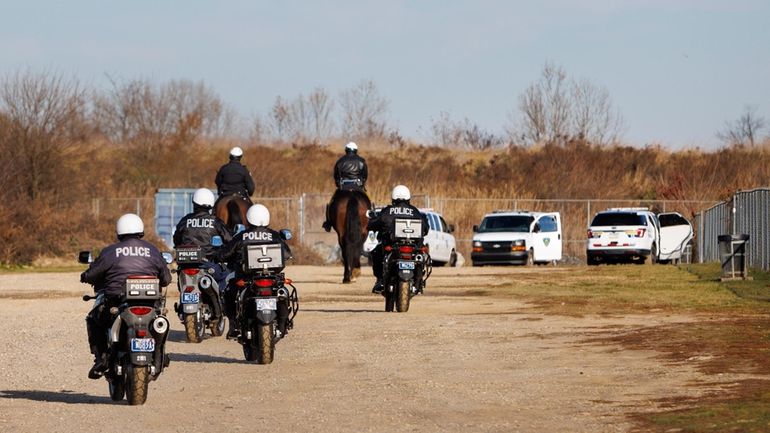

371,278,384,294
226,315,239,339
88,349,108,380
322,204,332,232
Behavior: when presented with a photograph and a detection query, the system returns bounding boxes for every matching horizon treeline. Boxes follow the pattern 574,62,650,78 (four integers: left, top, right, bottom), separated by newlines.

1,69,769,266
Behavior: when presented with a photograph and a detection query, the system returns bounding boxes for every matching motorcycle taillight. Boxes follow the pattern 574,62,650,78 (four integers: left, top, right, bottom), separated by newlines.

398,245,414,254
182,268,199,276
129,306,153,316
254,278,273,288
258,289,273,296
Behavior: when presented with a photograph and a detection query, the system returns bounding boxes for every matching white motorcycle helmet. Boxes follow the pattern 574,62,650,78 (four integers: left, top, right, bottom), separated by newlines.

192,188,216,208
246,204,270,227
229,146,243,158
344,142,358,153
391,185,411,201
116,213,144,237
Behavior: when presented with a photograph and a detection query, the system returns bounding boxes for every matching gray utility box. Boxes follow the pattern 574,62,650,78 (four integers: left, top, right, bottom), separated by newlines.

245,244,285,271
718,234,750,281
393,219,422,241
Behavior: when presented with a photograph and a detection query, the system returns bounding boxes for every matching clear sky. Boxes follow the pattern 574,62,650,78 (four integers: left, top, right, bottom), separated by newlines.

1,0,768,148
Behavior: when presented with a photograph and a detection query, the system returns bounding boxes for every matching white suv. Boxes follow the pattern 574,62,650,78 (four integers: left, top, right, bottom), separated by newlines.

364,209,458,267
586,208,692,265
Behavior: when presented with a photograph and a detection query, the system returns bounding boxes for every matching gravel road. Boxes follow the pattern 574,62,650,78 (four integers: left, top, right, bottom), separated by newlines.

0,265,732,432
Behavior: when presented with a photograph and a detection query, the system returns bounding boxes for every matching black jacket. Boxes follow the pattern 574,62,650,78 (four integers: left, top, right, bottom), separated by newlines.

333,154,368,188
81,237,172,297
216,160,256,196
367,202,429,243
215,226,292,276
173,208,232,260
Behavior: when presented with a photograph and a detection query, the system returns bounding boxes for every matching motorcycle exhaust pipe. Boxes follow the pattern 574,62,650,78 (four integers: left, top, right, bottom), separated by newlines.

277,287,289,299
199,275,212,289
152,315,170,335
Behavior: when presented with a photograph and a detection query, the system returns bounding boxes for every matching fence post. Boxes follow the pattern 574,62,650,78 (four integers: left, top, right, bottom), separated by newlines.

586,201,591,227
299,194,305,244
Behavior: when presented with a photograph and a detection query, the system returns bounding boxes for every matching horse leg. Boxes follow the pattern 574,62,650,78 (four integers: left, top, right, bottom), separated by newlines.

340,240,351,284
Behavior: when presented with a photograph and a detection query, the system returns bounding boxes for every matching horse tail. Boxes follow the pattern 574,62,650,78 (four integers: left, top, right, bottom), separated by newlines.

227,198,243,227
345,193,362,267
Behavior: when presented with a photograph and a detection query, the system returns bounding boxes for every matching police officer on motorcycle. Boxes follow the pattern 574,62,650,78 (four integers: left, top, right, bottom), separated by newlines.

322,142,369,232
215,204,292,338
367,185,429,293
173,188,232,290
80,213,172,379
215,146,256,204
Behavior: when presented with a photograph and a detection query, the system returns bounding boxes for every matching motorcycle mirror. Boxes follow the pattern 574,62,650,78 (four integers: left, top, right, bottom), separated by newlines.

280,229,293,241
366,210,373,219
77,251,92,264
234,224,246,235
161,252,174,264
211,236,223,247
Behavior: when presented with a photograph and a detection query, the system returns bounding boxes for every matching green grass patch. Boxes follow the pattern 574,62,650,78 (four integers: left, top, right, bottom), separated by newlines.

489,263,770,315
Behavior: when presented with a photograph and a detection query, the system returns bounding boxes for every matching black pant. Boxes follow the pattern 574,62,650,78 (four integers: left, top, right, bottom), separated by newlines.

371,244,384,279
86,295,121,356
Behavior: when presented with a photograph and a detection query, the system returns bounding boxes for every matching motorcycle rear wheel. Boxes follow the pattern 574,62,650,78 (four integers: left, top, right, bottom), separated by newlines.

184,312,204,343
396,280,411,313
256,322,275,364
125,364,149,405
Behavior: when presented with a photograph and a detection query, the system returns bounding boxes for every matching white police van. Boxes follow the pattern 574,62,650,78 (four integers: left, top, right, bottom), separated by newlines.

471,211,562,266
364,208,458,267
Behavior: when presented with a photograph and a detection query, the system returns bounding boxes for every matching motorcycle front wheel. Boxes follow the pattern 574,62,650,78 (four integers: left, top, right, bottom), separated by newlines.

108,364,125,402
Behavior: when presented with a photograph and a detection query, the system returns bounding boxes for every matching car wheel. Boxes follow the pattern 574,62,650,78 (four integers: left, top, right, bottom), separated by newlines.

449,250,457,267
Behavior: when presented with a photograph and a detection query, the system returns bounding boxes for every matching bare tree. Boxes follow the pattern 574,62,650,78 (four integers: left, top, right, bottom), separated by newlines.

571,78,624,145
430,111,503,150
510,63,624,146
339,80,390,142
717,105,766,147
514,63,570,144
307,87,335,142
0,70,87,200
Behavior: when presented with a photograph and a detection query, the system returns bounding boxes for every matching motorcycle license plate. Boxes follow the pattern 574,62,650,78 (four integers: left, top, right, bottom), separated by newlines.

181,292,200,304
398,261,415,270
130,338,156,353
256,298,277,311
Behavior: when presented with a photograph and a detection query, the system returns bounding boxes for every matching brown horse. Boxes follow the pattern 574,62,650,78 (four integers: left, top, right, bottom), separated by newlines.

329,189,371,283
214,193,250,234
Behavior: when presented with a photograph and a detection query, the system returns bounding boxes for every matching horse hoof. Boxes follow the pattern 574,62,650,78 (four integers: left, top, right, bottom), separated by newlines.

342,279,351,284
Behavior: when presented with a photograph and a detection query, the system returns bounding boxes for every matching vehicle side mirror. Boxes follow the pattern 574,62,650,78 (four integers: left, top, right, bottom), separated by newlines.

211,236,223,247
280,229,293,241
78,251,92,264
448,224,455,233
472,225,479,233
162,252,174,264
533,224,541,233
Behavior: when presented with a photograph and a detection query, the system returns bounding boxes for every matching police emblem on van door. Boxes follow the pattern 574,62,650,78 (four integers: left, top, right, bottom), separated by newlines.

543,238,550,246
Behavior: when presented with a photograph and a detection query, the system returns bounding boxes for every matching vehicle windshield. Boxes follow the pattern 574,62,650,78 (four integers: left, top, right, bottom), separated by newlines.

478,215,534,232
591,213,646,227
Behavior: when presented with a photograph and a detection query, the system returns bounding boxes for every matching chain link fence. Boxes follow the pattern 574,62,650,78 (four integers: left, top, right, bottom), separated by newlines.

94,193,718,264
696,188,770,270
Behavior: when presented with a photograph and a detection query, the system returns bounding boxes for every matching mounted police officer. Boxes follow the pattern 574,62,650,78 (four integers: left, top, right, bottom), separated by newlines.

173,188,232,289
215,204,292,338
215,146,255,205
367,185,429,293
80,213,172,379
322,142,369,232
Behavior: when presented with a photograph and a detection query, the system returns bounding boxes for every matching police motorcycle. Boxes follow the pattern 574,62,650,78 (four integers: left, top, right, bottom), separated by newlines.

376,214,432,313
173,236,227,343
232,229,299,364
79,250,173,405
